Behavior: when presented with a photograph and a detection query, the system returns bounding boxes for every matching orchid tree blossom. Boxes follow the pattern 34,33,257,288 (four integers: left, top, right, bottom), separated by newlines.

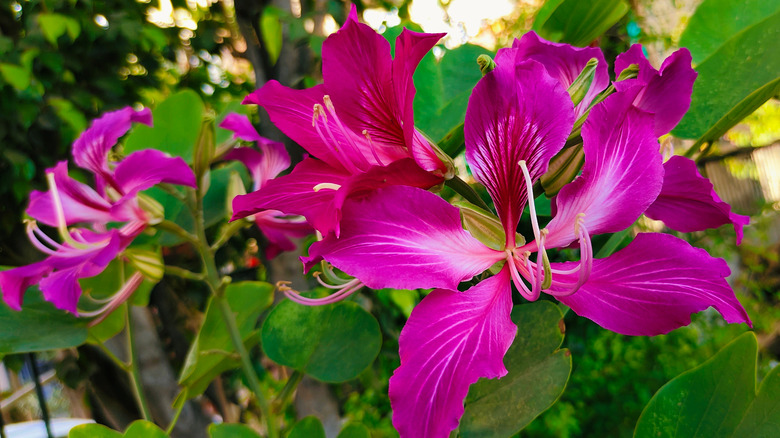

299,49,751,436
220,113,311,259
230,5,448,237
0,107,196,315
609,45,750,240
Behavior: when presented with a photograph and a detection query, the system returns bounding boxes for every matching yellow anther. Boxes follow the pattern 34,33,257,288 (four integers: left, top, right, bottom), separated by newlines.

323,94,336,112
313,182,342,192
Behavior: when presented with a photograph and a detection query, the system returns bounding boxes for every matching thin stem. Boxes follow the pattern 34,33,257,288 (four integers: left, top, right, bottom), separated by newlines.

215,293,276,436
126,306,153,421
164,265,206,281
445,175,490,211
192,183,278,438
274,370,303,411
154,220,198,244
165,397,187,435
91,335,130,371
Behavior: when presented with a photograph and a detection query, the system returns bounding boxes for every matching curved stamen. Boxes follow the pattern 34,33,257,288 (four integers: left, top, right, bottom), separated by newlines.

276,279,364,306
313,104,360,174
518,160,541,244
313,182,342,192
506,250,536,301
545,214,594,297
47,172,91,250
319,260,354,285
26,221,63,256
322,95,369,170
83,272,144,324
362,129,385,166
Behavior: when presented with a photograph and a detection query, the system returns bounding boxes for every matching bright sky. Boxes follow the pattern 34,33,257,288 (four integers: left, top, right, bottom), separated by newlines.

365,0,516,48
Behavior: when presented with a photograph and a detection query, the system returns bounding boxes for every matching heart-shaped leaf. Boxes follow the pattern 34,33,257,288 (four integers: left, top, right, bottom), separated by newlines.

634,332,780,438
460,301,571,437
261,299,381,382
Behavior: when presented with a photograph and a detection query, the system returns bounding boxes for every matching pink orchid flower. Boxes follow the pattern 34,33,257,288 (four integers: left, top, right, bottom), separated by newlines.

301,39,751,436
221,113,312,259
0,107,196,314
230,5,449,237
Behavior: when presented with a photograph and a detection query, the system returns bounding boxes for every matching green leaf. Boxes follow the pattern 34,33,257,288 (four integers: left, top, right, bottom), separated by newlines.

287,416,326,438
0,287,87,353
262,300,382,383
460,301,571,437
123,421,169,438
38,13,81,46
413,44,490,143
87,304,127,344
634,332,779,438
0,63,31,90
208,423,261,438
679,0,780,64
69,420,169,438
672,11,780,144
178,282,274,398
49,97,87,133
261,7,283,65
532,0,629,46
69,423,122,438
124,90,205,161
336,423,371,438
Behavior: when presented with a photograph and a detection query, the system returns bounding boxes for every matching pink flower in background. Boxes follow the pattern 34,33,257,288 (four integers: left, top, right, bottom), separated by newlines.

231,5,447,237
0,107,196,314
221,113,311,259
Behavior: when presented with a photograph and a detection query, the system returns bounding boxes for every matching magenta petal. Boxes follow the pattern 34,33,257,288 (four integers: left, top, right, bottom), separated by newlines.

114,149,196,197
389,267,516,438
26,162,115,227
219,113,263,142
502,32,609,119
0,262,52,311
254,210,312,259
393,29,447,173
544,91,663,248
645,156,749,244
465,60,574,243
244,82,366,171
615,46,697,136
225,142,290,191
231,158,349,235
553,233,751,335
305,185,503,290
72,107,152,177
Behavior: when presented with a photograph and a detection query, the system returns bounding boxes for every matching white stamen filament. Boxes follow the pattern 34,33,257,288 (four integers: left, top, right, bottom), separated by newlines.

506,250,536,301
546,214,593,297
313,104,360,174
518,160,542,244
46,172,90,249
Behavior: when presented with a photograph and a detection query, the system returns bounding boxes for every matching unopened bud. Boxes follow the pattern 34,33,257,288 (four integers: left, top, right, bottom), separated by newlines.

137,192,165,225
616,63,640,81
124,248,164,281
567,58,598,106
477,54,496,76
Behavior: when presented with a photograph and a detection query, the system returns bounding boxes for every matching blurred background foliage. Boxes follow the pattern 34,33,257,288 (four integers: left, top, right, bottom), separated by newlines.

0,0,778,437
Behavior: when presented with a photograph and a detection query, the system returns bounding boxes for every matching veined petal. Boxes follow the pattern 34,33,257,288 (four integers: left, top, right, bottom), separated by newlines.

219,113,263,142
114,149,196,197
552,233,751,335
244,82,366,171
465,60,574,243
389,267,516,438
393,28,447,173
321,8,399,151
72,107,152,177
543,91,663,249
645,156,749,243
26,161,115,227
500,32,609,119
225,143,290,191
305,185,503,290
615,45,697,136
231,158,349,235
